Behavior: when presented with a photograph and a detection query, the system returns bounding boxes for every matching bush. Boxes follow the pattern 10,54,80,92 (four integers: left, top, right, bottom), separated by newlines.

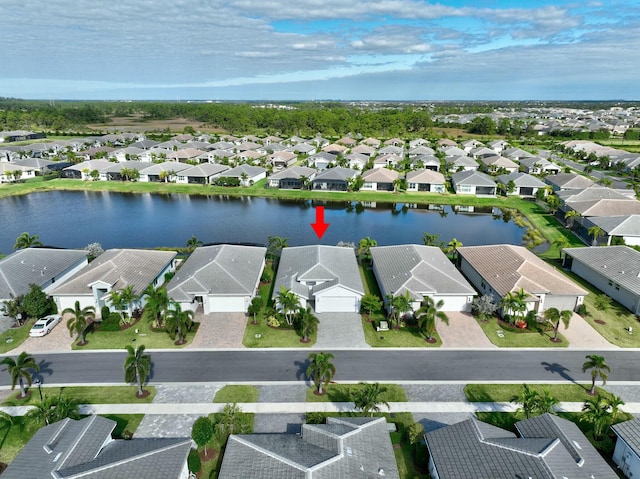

101,306,110,321
188,449,202,473
266,316,280,328
306,412,327,424
99,313,122,331
576,304,588,316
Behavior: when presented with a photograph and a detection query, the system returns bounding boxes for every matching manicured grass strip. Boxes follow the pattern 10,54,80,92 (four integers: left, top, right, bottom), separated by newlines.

2,386,157,406
71,321,199,350
362,314,442,348
359,264,382,297
213,385,259,403
306,383,408,403
243,317,315,348
0,319,35,354
464,383,612,403
0,417,38,464
100,414,145,438
475,316,568,348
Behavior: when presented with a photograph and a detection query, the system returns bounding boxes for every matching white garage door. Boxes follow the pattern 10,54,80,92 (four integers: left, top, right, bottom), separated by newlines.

316,296,358,313
434,295,472,312
206,296,247,313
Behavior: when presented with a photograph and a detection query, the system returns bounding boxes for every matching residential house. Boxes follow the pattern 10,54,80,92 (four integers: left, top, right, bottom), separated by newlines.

0,162,36,182
563,246,640,315
361,168,399,191
337,136,357,147
373,153,402,169
450,170,497,196
273,245,364,313
63,160,114,180
219,165,267,186
456,244,587,315
2,416,191,479
502,147,535,161
487,139,509,153
311,167,357,191
384,137,404,147
496,172,547,197
350,144,376,157
378,145,404,156
469,146,497,159
50,249,177,316
322,143,348,156
290,142,317,156
440,146,467,158
545,172,595,192
371,245,476,312
612,417,640,479
112,146,146,162
478,155,519,173
410,154,440,171
409,138,430,148
268,150,297,169
232,149,265,164
406,169,446,193
425,414,617,479
176,163,229,184
345,152,369,171
581,214,640,246
361,137,381,147
12,157,56,175
167,148,208,163
519,156,561,175
268,166,317,189
307,152,337,170
166,244,266,314
138,161,191,183
219,417,399,479
0,248,88,304
460,139,484,152
408,145,435,157
102,160,149,181
445,155,478,172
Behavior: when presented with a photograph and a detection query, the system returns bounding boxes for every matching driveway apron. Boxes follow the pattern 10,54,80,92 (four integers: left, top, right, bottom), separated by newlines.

314,312,369,348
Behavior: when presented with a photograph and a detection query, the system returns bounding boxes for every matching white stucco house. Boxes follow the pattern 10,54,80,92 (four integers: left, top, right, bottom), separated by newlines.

50,249,177,316
166,244,266,314
273,245,364,313
612,418,640,479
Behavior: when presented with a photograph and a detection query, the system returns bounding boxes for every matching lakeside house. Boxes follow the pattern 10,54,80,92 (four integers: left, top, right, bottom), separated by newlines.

496,172,547,197
166,244,266,314
360,168,399,191
268,165,317,189
406,169,446,193
450,170,497,196
311,167,357,191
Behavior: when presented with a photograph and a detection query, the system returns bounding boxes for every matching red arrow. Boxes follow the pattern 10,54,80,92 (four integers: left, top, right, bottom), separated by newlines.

311,206,330,239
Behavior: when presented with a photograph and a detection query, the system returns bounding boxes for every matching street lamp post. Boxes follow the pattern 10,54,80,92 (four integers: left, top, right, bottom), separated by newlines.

34,378,43,401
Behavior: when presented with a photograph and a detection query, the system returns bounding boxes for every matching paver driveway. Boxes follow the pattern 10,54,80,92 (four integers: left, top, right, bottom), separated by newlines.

187,311,246,349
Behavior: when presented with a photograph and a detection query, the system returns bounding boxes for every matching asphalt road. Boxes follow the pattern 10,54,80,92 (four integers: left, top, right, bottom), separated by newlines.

5,350,640,387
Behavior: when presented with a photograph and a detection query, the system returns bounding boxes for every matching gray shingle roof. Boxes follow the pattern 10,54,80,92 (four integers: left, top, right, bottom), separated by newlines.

588,215,640,236
451,170,496,187
166,245,266,302
3,416,190,479
50,249,176,297
457,244,587,297
223,164,267,178
0,248,87,300
496,172,547,188
370,245,475,302
273,246,364,301
564,246,640,295
544,172,595,190
138,161,192,175
179,163,229,177
312,167,357,181
612,418,640,455
269,166,317,180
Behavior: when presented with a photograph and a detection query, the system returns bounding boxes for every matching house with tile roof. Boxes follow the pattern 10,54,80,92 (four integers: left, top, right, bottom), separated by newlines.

219,417,399,479
2,416,191,479
406,169,446,193
450,170,496,196
456,244,587,315
0,248,88,305
426,414,616,479
273,245,364,313
50,249,177,316
563,246,640,315
166,244,265,314
612,417,640,478
360,168,399,191
518,156,561,175
371,245,476,312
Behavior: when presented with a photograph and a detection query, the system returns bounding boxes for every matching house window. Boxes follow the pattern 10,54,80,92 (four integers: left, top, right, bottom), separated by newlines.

481,280,486,290
409,183,417,189
608,281,613,286
615,284,620,290
459,185,472,193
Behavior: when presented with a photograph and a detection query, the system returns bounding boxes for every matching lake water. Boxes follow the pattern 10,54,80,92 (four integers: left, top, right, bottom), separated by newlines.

0,191,526,253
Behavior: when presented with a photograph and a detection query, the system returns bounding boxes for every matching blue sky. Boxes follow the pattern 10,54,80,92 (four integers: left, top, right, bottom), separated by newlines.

1,0,639,100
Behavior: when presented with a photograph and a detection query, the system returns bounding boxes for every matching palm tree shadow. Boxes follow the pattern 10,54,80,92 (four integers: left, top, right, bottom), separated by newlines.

294,359,311,382
33,360,53,382
541,361,576,384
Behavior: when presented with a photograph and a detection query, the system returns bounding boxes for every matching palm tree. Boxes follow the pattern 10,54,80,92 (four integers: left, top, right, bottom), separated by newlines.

499,289,528,324
267,236,288,269
605,394,625,422
1,352,39,398
297,306,319,342
185,235,203,252
415,297,449,342
546,194,561,215
564,210,581,229
109,289,126,322
357,237,377,264
141,285,169,329
447,237,463,255
388,292,412,328
120,285,139,321
13,232,43,250
582,354,611,395
25,395,80,427
352,382,390,416
511,384,540,419
276,286,301,326
124,345,152,397
544,308,572,342
63,301,95,345
588,225,604,246
164,302,195,344
536,389,559,415
306,352,336,395
581,394,613,440
552,236,569,260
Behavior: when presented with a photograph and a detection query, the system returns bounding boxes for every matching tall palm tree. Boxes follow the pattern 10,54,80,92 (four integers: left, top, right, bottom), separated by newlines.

415,297,449,342
267,236,288,269
306,352,336,395
546,194,561,215
276,286,301,326
124,345,152,397
26,395,80,427
544,308,573,342
588,225,604,246
0,352,39,398
185,235,203,253
357,237,378,264
388,292,412,328
582,354,611,395
499,289,528,324
142,285,169,328
352,382,390,416
564,210,581,229
13,232,43,250
605,394,625,422
164,301,195,344
63,301,95,345
297,306,319,342
552,236,569,260
447,237,463,255
510,384,540,419
119,285,139,321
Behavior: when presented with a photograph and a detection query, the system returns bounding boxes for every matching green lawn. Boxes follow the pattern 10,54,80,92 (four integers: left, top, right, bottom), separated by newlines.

213,385,259,403
362,314,442,347
2,386,157,406
464,383,612,402
306,383,408,403
71,320,199,350
475,316,568,348
100,414,145,438
0,417,37,465
0,319,35,354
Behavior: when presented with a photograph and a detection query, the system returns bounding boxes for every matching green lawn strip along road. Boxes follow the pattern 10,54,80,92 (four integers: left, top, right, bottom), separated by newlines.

362,314,442,347
0,319,35,354
213,385,259,403
70,321,200,350
464,383,612,402
305,383,408,403
2,386,157,406
476,316,568,348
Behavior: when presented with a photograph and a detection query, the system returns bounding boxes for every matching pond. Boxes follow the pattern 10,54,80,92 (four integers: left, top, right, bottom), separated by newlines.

0,191,527,253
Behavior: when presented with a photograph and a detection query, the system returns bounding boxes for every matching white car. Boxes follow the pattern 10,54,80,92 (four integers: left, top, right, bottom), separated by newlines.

29,314,62,337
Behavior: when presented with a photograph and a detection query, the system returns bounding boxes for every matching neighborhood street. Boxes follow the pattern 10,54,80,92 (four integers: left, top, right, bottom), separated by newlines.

4,349,640,387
